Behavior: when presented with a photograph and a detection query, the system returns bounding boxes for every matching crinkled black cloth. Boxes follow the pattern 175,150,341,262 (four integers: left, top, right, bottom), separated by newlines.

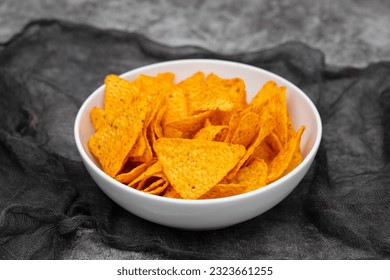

0,20,389,260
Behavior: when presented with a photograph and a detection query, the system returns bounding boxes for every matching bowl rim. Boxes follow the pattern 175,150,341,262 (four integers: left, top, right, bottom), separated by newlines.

74,58,322,205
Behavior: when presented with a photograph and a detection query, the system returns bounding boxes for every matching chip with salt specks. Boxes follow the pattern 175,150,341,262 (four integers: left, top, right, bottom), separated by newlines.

104,74,140,113
88,97,149,177
90,107,110,131
154,138,246,199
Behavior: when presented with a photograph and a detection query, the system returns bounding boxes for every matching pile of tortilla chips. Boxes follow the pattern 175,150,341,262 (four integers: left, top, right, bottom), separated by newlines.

88,72,305,200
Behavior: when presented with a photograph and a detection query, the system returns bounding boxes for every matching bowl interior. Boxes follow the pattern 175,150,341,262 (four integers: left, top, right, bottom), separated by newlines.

76,59,320,186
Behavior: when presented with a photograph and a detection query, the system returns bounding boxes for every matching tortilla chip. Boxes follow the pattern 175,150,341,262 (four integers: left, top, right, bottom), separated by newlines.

144,180,169,195
163,185,182,198
130,94,164,162
265,132,283,154
287,111,296,140
204,118,212,127
136,172,167,190
157,72,175,84
226,114,275,180
88,98,149,177
128,161,163,188
267,126,305,183
178,71,206,115
226,77,247,111
229,111,262,148
104,74,139,113
151,102,168,140
90,107,110,131
224,112,241,143
250,81,288,146
165,110,215,134
231,157,268,191
283,139,303,176
193,125,228,141
163,87,188,138
249,140,276,165
189,73,239,113
200,184,248,199
154,138,246,199
115,161,153,184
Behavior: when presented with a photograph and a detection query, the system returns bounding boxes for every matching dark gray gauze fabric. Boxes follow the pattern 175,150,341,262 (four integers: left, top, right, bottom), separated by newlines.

0,20,389,259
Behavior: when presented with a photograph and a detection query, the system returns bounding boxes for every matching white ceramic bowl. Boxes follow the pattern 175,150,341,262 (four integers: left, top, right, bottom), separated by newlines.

74,59,322,230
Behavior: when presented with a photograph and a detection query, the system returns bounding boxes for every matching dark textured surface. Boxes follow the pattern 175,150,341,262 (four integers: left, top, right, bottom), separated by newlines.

1,0,390,67
0,20,389,260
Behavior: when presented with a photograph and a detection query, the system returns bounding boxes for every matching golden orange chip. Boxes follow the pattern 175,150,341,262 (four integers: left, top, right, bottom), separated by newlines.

163,87,188,138
90,107,108,131
208,110,233,126
249,140,276,165
136,172,167,190
206,74,247,110
115,161,154,184
231,157,268,191
283,139,303,176
226,77,247,111
250,81,288,146
224,112,241,143
128,134,147,159
163,185,182,198
265,132,283,154
267,126,305,183
193,125,228,141
88,98,149,177
88,122,137,177
250,81,276,106
104,74,139,113
144,180,169,195
178,71,205,115
157,72,175,84
165,110,215,134
226,114,275,180
133,73,174,95
194,76,235,112
200,184,248,199
204,118,212,127
189,73,239,114
142,178,165,192
229,111,262,148
154,138,246,199
179,72,247,115
287,111,296,140
131,94,165,162
128,161,163,188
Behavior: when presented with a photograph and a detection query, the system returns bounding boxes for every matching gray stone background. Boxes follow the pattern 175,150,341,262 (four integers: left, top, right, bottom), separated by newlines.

1,0,389,259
